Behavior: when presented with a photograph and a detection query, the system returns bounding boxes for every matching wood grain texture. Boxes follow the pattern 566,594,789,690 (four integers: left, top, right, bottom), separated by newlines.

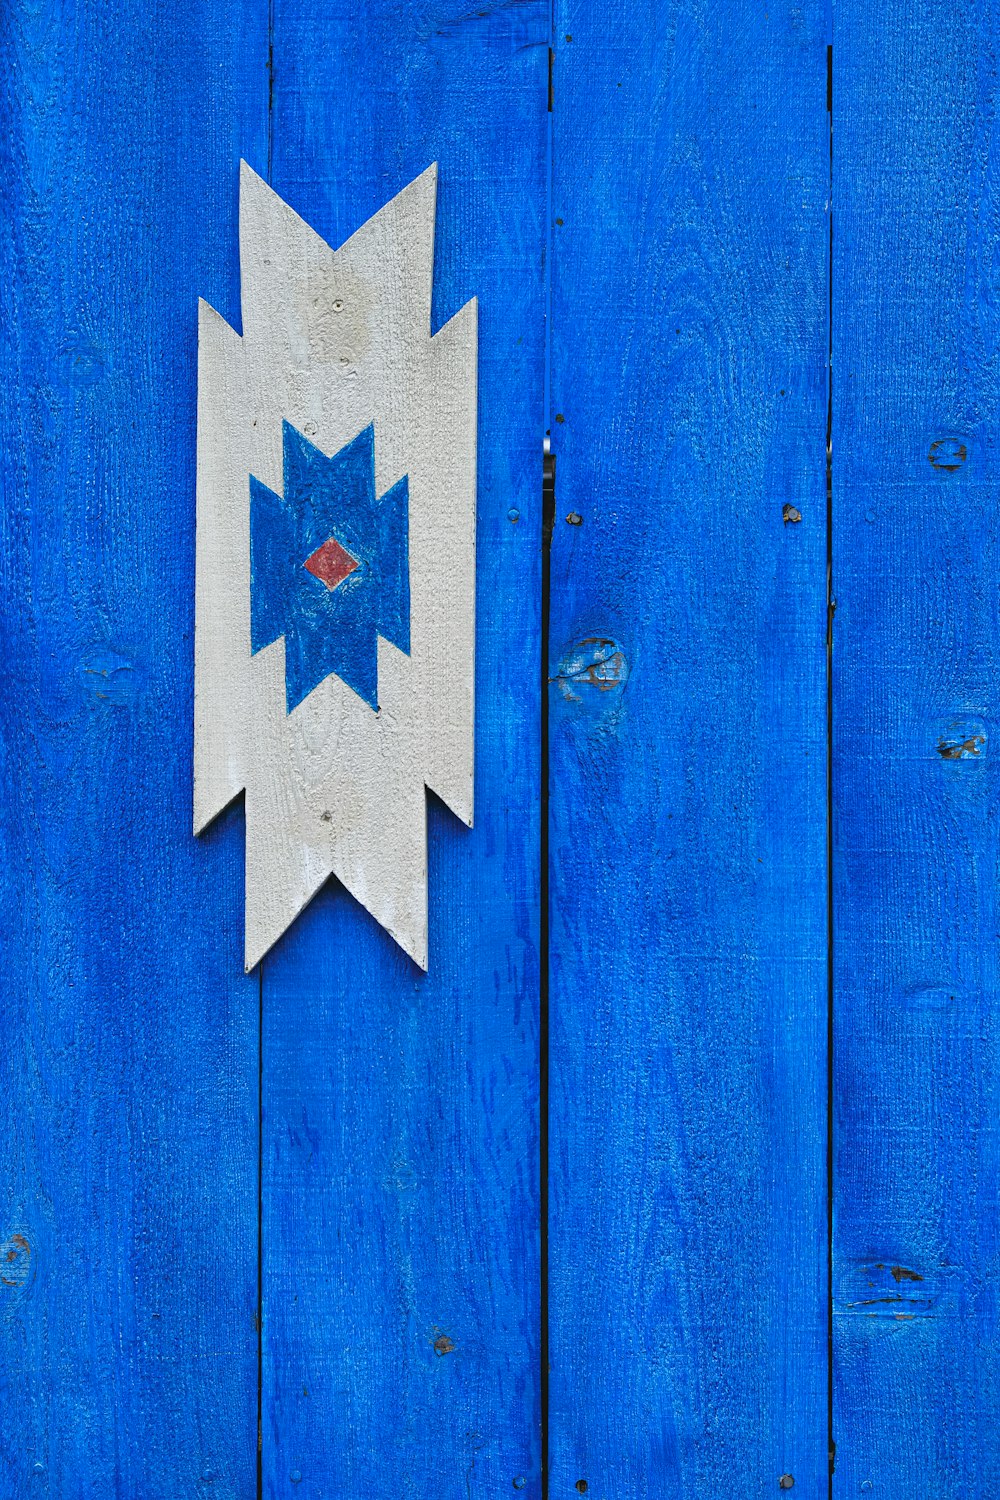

0,0,265,1493
195,164,477,969
832,2,1000,1490
546,3,830,1493
260,3,547,1496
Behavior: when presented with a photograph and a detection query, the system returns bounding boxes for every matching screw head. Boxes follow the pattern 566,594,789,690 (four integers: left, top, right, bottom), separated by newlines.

779,1478,795,1490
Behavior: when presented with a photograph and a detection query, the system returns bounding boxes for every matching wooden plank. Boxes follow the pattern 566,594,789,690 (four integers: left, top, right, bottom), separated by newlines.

832,4,1000,1490
546,4,831,1493
195,164,478,972
0,1,266,1493
260,5,547,1496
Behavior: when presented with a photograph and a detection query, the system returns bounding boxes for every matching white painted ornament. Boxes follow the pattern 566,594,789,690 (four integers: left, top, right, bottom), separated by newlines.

194,163,476,970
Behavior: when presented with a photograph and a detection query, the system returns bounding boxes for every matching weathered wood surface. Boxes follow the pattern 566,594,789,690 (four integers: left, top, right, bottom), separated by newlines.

831,2,1000,1491
545,3,831,1493
259,3,547,1497
0,0,265,1493
195,164,477,971
8,0,1000,1491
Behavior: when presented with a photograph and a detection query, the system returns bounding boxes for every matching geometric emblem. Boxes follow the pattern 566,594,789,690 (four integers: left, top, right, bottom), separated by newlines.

250,420,409,713
195,162,476,971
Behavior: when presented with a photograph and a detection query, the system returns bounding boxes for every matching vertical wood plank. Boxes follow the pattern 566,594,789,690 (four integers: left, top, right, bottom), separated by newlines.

260,6,547,1496
546,3,831,1493
832,3,1000,1491
0,1,266,1493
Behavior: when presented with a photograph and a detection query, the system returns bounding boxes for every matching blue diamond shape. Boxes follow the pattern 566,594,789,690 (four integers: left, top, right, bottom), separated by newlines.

250,421,410,713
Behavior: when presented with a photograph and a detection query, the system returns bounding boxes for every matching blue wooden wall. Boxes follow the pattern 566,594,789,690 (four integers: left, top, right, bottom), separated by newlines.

0,0,266,1493
259,3,546,1497
831,0,1000,1491
2,0,999,1495
546,2,830,1494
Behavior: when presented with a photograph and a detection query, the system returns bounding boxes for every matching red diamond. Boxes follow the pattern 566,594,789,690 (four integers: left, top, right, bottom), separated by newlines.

303,535,359,591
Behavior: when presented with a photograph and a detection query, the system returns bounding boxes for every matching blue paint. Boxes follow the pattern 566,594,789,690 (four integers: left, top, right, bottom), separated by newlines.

832,0,1000,1491
546,1,830,1493
6,0,997,1491
250,420,409,712
0,0,265,1491
260,3,547,1497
